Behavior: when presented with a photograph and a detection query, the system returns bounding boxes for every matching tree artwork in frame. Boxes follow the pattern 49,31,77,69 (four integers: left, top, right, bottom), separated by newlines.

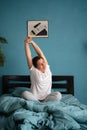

28,20,48,38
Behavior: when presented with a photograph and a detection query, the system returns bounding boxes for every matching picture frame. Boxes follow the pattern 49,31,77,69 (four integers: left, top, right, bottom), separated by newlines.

28,20,48,38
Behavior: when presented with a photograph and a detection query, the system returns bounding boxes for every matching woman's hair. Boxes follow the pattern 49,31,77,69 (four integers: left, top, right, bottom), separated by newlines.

32,56,43,68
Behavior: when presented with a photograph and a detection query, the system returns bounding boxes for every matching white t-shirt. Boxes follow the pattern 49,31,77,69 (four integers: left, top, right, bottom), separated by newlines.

30,65,52,100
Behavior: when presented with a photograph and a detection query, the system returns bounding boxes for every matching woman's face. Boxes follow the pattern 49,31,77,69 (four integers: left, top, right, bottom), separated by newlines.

36,58,46,73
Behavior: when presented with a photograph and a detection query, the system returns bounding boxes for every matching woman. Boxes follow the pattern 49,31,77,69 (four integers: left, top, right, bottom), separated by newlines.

22,37,62,102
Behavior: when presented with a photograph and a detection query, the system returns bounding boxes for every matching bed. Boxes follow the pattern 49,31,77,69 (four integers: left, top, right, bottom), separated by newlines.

0,75,87,130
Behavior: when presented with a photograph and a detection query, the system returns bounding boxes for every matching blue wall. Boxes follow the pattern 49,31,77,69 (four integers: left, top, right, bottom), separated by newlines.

0,0,87,104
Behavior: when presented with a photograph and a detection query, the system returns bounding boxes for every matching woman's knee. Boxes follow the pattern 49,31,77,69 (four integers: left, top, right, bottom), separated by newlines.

21,91,29,98
21,91,38,101
54,92,62,100
44,91,62,102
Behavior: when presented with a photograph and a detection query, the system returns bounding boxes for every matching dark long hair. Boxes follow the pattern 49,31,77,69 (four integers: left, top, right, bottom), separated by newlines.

32,56,42,68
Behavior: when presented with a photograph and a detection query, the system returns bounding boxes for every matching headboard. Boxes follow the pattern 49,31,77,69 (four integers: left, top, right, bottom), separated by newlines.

2,75,74,95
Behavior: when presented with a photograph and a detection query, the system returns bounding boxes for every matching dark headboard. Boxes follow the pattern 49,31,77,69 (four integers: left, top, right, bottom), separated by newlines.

2,75,74,95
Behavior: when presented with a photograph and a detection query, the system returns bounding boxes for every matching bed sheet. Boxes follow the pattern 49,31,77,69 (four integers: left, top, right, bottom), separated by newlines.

0,94,87,130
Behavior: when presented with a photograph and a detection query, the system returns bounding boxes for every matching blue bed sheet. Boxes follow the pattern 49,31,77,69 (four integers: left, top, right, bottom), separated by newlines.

0,94,87,130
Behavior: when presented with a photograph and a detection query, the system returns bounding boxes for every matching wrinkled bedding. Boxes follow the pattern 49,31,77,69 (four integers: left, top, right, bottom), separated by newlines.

0,94,87,130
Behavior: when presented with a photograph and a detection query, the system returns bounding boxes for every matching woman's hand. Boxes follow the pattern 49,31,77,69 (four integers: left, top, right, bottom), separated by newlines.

24,37,32,44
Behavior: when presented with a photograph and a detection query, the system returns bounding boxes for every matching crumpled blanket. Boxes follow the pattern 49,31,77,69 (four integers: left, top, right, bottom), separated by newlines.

0,94,87,130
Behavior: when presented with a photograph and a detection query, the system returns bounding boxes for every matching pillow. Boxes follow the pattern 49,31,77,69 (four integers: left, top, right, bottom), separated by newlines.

51,88,67,93
12,87,30,97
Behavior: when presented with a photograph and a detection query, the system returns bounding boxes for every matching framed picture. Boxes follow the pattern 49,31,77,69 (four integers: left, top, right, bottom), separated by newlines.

28,20,48,37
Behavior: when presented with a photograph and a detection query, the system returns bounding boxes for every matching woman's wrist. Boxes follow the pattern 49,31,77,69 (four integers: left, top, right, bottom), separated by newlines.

31,40,35,45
